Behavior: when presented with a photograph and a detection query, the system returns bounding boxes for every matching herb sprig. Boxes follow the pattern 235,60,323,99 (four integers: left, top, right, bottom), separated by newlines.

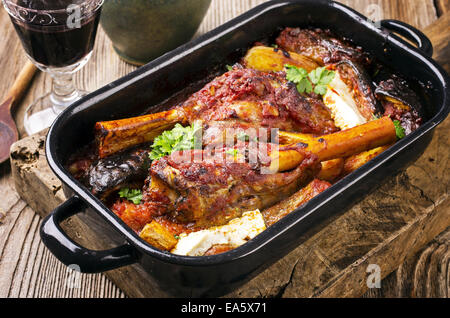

285,64,335,96
150,121,202,161
393,120,406,139
225,149,239,157
118,188,143,205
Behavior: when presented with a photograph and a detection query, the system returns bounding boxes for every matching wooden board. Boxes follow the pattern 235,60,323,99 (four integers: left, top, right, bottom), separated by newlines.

1,0,449,298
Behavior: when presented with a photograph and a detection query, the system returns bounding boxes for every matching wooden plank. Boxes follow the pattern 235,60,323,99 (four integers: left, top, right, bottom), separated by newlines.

424,13,450,72
435,0,450,16
2,0,448,298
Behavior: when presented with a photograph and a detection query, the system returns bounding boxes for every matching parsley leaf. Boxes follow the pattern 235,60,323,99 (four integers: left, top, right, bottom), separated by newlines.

393,120,406,139
118,188,143,205
236,132,257,142
308,67,335,87
372,113,381,120
285,64,308,83
237,132,250,142
307,67,322,84
150,121,202,160
297,78,313,94
284,65,335,96
225,149,239,157
226,64,233,71
314,84,328,96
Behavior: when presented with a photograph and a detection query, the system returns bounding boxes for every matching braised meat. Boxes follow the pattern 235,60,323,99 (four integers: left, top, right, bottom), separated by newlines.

95,67,338,158
182,67,338,135
143,143,321,229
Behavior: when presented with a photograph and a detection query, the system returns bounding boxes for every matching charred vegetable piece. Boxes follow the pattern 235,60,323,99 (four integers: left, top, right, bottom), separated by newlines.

341,145,392,177
140,221,179,251
375,75,424,135
262,179,331,227
242,45,319,73
87,148,150,201
318,158,345,182
276,28,371,66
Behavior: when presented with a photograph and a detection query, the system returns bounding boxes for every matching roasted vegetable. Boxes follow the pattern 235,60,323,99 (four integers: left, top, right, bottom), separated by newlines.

318,158,345,182
375,74,424,135
262,179,331,226
341,145,391,177
87,148,150,200
276,28,371,66
140,221,179,251
277,117,397,162
243,45,319,73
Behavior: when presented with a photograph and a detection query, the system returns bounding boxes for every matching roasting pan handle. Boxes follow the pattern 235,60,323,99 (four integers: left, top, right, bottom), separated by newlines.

40,196,138,273
380,19,433,57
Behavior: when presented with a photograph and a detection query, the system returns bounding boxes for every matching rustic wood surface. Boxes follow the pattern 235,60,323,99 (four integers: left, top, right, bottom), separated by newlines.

1,0,449,298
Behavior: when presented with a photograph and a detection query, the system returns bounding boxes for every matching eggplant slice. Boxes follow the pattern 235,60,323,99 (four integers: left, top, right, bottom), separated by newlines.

375,74,424,135
87,148,151,201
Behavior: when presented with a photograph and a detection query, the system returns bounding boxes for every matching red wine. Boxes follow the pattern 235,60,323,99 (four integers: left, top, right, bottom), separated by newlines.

11,1,101,67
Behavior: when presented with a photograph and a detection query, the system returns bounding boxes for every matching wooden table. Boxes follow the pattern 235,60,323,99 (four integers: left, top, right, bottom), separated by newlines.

0,0,449,298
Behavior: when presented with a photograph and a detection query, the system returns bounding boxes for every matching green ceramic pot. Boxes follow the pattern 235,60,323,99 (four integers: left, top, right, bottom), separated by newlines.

100,0,212,65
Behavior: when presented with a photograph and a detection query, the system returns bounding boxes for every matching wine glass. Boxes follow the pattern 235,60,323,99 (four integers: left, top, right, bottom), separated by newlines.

2,0,104,135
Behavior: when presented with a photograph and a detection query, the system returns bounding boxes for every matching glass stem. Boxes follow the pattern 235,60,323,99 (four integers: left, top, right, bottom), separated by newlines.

50,72,79,114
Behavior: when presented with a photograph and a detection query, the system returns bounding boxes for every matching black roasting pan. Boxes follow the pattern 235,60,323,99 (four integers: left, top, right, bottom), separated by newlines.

40,0,450,297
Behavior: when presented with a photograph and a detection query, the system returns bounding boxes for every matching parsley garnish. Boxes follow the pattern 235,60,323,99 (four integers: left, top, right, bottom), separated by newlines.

284,65,335,96
226,64,233,71
225,149,239,157
118,188,143,205
372,113,381,120
150,121,202,160
308,67,336,95
285,65,312,94
236,132,257,142
393,120,406,139
236,132,250,141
